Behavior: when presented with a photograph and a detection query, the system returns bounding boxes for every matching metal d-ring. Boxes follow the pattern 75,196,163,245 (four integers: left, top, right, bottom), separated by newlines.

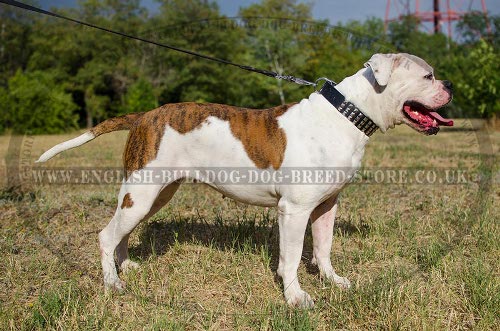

314,77,336,92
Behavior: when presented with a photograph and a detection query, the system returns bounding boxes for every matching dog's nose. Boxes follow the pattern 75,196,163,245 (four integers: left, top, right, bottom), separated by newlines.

443,80,453,92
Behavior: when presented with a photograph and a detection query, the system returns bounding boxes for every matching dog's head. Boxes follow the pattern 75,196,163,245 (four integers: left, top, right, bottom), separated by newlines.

364,53,453,135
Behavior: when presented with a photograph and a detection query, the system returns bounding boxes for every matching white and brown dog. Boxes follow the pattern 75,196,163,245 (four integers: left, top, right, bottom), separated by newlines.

37,53,453,307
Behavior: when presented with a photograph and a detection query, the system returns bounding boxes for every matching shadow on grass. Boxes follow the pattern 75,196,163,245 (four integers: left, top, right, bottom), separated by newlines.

336,219,371,238
130,213,276,258
129,211,370,276
129,212,287,275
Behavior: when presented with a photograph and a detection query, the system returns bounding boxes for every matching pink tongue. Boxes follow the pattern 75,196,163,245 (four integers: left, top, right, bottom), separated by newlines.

429,111,454,126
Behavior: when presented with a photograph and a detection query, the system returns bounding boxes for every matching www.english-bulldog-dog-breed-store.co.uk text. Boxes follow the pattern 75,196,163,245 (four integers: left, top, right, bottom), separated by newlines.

37,53,454,308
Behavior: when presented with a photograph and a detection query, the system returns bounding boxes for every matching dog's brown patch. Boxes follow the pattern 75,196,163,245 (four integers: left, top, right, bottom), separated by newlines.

121,193,134,209
91,113,144,137
123,102,294,177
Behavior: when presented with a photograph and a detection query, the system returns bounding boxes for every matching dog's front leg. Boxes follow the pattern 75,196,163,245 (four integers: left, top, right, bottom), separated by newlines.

310,196,351,289
277,200,314,308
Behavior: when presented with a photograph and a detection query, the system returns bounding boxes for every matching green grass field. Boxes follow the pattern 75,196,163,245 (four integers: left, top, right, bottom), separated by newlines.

0,120,498,330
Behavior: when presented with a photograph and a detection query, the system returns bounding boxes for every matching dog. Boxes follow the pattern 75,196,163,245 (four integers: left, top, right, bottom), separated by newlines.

37,53,453,308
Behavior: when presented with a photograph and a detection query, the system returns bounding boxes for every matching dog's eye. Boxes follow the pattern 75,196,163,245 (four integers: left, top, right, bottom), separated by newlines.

424,73,434,80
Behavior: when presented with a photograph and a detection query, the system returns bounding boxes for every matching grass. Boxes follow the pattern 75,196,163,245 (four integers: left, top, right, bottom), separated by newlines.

0,120,498,330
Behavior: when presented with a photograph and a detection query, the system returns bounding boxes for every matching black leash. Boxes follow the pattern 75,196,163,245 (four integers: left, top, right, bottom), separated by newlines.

0,0,317,87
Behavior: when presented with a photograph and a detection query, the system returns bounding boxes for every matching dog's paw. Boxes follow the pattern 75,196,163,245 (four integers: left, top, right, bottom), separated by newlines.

120,259,140,274
332,275,351,289
104,279,126,292
321,270,351,289
311,256,318,266
285,290,314,309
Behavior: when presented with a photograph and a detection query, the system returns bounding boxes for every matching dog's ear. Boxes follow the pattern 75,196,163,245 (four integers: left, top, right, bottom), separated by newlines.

364,54,396,87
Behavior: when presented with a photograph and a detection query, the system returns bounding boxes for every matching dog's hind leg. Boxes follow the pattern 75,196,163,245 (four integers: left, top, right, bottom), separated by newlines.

115,181,181,274
310,195,351,289
115,233,137,274
99,180,180,291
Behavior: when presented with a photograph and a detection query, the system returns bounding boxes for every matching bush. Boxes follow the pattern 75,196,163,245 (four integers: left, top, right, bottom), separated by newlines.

121,78,158,115
5,70,78,134
0,86,8,134
456,39,500,120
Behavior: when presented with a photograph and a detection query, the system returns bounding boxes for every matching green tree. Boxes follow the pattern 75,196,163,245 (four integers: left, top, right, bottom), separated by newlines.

455,39,499,122
0,86,8,134
0,1,36,85
2,0,498,135
388,15,454,62
144,0,245,106
304,18,388,87
75,60,112,127
239,0,314,106
27,0,148,127
457,12,500,47
121,78,158,114
5,70,78,134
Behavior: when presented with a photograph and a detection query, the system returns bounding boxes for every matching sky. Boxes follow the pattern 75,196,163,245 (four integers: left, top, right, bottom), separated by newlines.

35,0,500,26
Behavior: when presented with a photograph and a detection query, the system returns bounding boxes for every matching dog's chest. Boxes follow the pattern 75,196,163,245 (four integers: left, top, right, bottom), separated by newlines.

279,104,368,170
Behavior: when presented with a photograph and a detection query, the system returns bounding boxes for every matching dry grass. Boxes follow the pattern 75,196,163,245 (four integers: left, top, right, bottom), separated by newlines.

0,120,498,330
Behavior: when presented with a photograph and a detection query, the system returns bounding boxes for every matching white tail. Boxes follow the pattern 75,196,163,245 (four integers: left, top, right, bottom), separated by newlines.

36,132,95,163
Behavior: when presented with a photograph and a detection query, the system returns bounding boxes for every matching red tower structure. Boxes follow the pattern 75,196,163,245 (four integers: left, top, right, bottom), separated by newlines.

385,0,490,38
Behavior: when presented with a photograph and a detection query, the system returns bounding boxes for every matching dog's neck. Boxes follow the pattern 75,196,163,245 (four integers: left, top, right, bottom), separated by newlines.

334,68,399,132
318,81,378,137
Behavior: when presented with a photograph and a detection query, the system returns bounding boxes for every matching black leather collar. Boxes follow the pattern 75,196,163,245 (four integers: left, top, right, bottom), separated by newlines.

319,80,378,137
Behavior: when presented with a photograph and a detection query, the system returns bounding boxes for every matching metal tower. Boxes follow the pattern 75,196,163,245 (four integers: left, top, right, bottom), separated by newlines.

384,0,490,38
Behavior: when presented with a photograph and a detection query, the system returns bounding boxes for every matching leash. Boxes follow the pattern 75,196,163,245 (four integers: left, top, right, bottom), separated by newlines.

0,0,317,87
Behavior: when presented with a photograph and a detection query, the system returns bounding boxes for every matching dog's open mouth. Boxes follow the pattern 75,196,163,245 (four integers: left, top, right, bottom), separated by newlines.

402,101,453,135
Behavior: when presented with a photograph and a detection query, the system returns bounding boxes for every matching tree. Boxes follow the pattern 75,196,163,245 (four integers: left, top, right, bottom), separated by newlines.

457,12,500,47
455,39,499,123
0,1,36,86
388,15,453,61
143,0,246,106
303,18,388,87
1,0,498,135
5,70,78,134
27,0,148,127
121,77,158,114
239,0,314,106
0,86,8,134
